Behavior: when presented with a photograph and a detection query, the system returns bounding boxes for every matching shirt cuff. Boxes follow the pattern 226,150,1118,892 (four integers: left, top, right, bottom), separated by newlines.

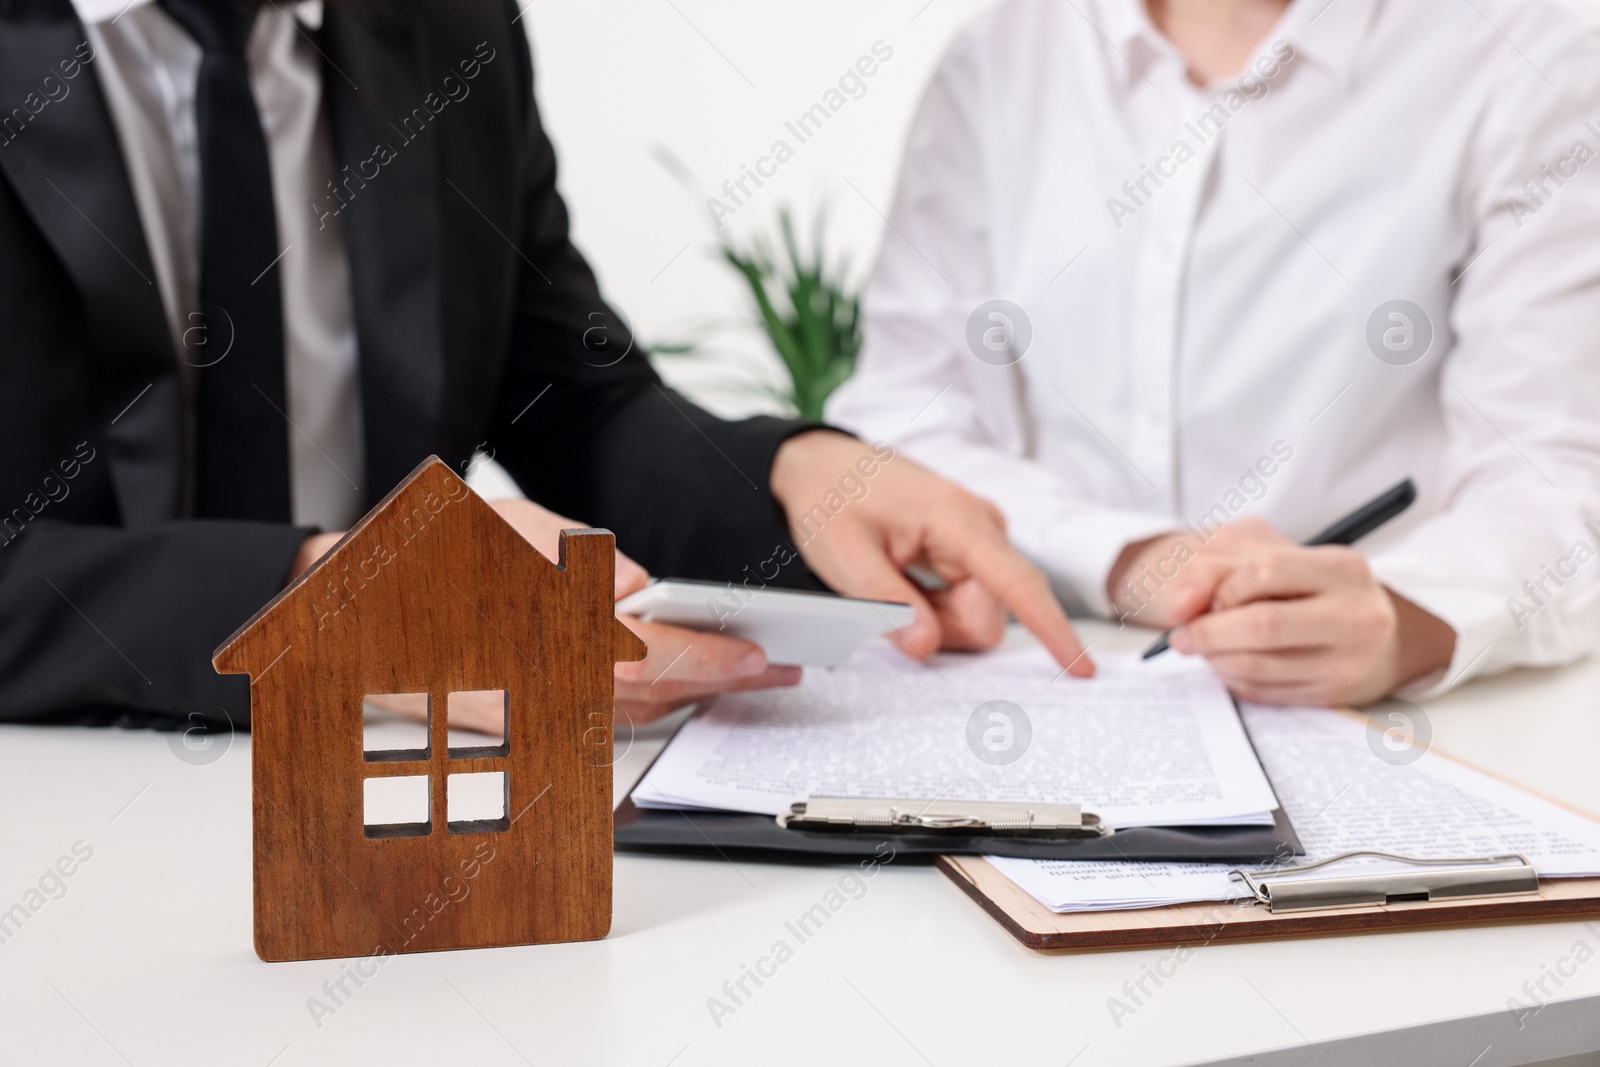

1035,508,1186,617
1368,559,1507,699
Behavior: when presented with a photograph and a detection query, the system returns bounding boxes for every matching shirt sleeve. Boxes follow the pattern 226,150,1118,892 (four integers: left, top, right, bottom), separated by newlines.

1370,36,1600,695
825,25,1176,615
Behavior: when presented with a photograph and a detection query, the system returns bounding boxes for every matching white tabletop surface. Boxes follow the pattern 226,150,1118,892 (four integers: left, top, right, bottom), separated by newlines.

3,620,1599,1067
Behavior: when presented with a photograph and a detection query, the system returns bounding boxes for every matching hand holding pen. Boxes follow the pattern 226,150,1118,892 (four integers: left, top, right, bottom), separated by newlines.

1111,480,1456,706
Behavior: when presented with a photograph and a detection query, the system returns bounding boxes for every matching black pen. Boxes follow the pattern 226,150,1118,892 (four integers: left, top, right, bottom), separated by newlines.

1140,478,1418,660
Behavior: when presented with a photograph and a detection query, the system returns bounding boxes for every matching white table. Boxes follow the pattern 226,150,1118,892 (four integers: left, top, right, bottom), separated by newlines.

3,620,1598,1067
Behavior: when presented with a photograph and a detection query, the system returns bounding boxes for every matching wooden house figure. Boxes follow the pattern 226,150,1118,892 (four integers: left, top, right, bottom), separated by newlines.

214,456,646,962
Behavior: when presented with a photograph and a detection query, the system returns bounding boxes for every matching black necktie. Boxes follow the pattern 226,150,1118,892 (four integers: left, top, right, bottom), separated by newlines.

160,0,292,521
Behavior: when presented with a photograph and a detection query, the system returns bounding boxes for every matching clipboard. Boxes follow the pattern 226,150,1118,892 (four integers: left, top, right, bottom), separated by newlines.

614,794,1300,862
935,852,1600,951
614,717,1303,863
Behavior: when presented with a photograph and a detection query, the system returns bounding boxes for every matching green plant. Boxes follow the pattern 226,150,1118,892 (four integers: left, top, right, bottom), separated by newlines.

724,208,861,421
658,206,862,421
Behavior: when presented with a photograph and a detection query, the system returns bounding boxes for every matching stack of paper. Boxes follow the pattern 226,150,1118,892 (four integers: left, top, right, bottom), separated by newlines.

989,705,1600,912
632,645,1278,830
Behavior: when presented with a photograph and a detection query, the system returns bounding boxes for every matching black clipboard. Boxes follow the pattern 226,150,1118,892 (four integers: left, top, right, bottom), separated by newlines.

614,710,1302,863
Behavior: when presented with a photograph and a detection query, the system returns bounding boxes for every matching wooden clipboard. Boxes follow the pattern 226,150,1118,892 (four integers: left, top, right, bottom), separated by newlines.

935,855,1600,951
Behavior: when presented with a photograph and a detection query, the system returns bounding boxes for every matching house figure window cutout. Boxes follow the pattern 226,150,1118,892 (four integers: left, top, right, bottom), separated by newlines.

363,692,430,761
214,457,646,962
361,690,511,837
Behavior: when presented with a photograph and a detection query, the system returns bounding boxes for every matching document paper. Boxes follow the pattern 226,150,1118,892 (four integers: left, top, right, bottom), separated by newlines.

631,646,1279,830
989,704,1600,912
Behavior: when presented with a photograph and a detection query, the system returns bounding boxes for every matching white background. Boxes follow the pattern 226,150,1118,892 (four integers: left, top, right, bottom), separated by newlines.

521,0,996,418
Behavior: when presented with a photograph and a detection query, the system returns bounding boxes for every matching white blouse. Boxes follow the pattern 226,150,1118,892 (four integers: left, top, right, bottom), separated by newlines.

828,0,1600,692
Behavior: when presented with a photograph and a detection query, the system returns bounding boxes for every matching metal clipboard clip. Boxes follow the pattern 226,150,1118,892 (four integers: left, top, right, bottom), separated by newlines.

1231,850,1540,914
777,797,1112,839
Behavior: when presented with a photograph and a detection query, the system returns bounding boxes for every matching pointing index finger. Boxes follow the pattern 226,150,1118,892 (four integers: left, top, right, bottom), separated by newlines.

963,533,1094,676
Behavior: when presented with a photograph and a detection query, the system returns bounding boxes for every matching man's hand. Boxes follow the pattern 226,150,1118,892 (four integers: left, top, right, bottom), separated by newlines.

290,496,800,728
487,497,649,600
436,614,800,729
290,531,343,580
613,615,801,723
285,501,648,598
1106,516,1291,627
770,430,1092,675
490,498,799,723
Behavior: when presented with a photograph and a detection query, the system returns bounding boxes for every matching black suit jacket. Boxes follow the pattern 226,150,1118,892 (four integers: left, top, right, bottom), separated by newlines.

0,0,817,727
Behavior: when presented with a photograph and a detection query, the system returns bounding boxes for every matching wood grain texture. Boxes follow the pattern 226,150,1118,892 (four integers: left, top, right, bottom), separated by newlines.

214,456,646,962
936,855,1600,952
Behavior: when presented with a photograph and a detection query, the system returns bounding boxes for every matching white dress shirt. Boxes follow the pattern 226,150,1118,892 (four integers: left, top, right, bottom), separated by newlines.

73,0,364,531
828,0,1600,692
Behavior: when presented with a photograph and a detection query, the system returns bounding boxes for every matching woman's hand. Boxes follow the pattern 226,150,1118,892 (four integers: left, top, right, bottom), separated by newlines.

1168,544,1457,706
1106,516,1292,627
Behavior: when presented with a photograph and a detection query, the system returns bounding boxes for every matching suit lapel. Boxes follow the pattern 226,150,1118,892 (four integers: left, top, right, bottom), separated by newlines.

320,4,445,509
0,0,183,525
